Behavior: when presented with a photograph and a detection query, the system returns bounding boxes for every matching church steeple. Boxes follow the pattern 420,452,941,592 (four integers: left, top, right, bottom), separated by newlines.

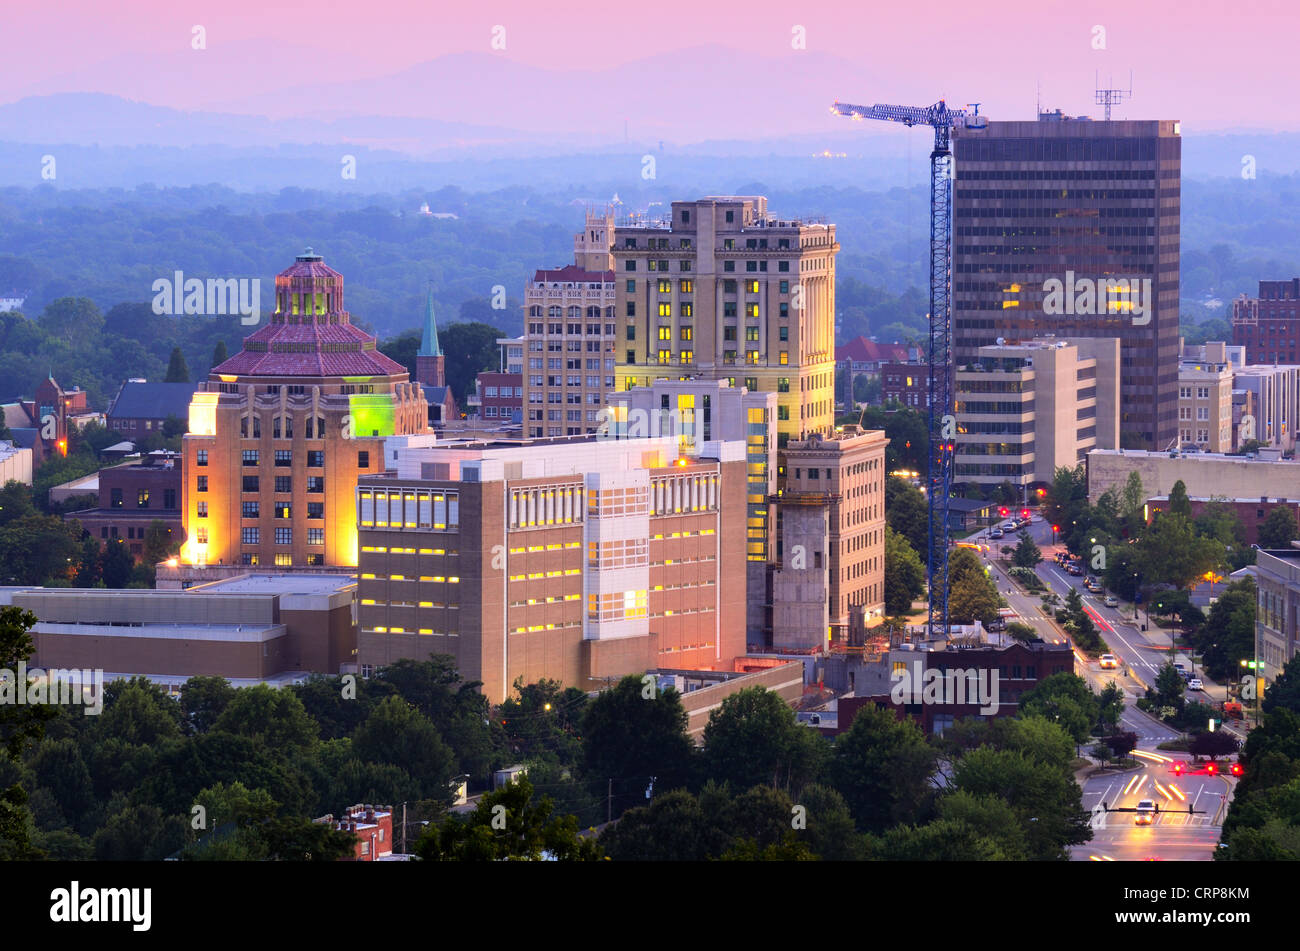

414,282,447,390
418,283,442,358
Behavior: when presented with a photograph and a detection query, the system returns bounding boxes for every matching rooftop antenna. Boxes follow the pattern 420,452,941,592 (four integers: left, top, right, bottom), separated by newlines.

1035,79,1041,118
1094,70,1133,121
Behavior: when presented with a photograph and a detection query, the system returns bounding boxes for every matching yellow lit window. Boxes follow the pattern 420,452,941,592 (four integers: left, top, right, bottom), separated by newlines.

658,349,671,364
391,574,405,581
360,573,376,580
418,601,433,608
658,303,672,317
780,351,788,365
390,627,405,634
747,280,759,293
360,599,376,605
374,627,388,634
419,629,433,635
658,326,671,340
680,350,693,364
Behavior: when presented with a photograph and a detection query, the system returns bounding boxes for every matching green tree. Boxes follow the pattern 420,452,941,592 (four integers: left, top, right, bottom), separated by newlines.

352,695,455,801
0,481,36,527
1123,472,1144,537
212,683,319,752
934,789,1032,859
949,747,1090,860
1016,672,1099,744
142,518,181,567
949,572,1001,626
883,525,926,615
1195,577,1257,681
885,476,928,555
1012,531,1042,568
211,339,229,368
827,705,936,834
871,817,1009,860
1135,511,1224,592
701,687,826,795
1167,479,1193,518
1262,657,1300,716
417,776,601,861
39,297,103,345
581,675,695,818
180,676,237,734
164,346,190,383
1258,506,1300,550
100,538,134,586
1154,661,1187,712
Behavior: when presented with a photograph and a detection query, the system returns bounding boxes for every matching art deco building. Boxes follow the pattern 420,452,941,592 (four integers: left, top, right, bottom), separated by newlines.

612,196,838,447
182,250,426,569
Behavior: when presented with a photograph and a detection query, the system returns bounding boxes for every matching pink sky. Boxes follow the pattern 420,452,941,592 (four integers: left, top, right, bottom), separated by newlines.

3,0,1297,131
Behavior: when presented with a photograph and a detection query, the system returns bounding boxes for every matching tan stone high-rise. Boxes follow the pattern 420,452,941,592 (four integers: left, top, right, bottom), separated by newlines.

522,209,617,438
612,197,838,448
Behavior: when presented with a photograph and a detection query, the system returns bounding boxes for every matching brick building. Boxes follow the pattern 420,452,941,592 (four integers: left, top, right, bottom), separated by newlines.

181,250,427,570
835,640,1075,735
1231,279,1300,364
64,451,183,558
315,805,395,861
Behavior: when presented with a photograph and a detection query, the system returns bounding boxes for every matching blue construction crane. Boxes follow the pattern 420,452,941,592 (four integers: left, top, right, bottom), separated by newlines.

832,99,984,637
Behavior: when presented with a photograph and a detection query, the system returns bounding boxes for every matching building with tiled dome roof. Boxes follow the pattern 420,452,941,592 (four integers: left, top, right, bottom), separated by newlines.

182,250,428,569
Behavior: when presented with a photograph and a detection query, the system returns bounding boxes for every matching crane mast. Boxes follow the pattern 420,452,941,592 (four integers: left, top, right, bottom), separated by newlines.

832,99,983,637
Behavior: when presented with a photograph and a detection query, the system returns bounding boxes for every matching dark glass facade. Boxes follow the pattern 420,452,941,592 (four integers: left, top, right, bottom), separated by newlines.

952,117,1181,450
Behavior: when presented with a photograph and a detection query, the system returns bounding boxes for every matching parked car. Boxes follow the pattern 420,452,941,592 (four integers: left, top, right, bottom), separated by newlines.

1188,678,1204,691
1104,595,1119,607
990,528,1004,539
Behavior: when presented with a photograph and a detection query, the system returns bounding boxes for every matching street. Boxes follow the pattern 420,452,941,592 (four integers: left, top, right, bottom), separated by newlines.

965,515,1240,859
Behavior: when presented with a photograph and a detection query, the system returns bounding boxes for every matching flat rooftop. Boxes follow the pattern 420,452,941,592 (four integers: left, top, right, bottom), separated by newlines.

1090,448,1295,463
190,573,355,596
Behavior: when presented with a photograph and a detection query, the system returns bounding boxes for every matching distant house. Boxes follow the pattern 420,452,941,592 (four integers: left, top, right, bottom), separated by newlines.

60,451,183,559
106,381,197,439
1,375,91,465
835,337,912,374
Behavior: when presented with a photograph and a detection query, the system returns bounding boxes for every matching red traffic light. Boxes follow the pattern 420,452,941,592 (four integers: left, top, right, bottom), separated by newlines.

1207,762,1218,776
1230,763,1243,776
1173,762,1184,776
1052,525,1060,533
999,508,1009,517
1021,509,1030,518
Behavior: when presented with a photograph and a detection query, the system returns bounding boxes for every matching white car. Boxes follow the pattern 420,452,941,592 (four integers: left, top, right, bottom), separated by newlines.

1104,595,1119,607
1135,799,1156,825
1188,678,1204,691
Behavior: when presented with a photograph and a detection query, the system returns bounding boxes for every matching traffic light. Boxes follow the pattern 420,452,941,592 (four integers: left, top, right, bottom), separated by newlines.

1020,509,1030,518
1173,761,1184,776
999,507,1009,517
1230,762,1243,777
1052,525,1060,533
1207,762,1218,777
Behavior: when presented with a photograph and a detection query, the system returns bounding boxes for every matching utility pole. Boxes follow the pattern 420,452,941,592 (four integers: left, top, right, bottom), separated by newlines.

402,802,407,855
607,779,613,824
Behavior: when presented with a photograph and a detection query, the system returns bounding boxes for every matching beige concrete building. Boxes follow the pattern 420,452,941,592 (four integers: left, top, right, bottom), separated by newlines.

2,573,357,687
522,210,617,438
1232,363,1300,452
1177,344,1234,452
612,196,838,447
1087,446,1300,503
1251,548,1300,682
355,434,750,704
0,440,32,486
772,427,888,648
605,378,777,637
954,337,1120,489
